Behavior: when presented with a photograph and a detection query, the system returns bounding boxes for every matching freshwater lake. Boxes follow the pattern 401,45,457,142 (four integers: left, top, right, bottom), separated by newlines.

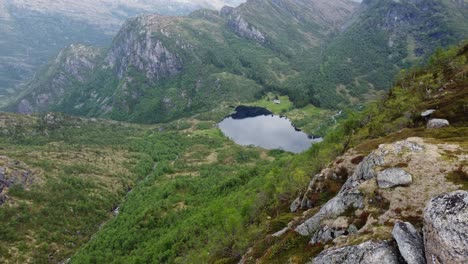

218,106,322,153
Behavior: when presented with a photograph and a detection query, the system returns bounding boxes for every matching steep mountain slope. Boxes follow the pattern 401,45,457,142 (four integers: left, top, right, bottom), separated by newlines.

0,0,245,104
15,44,103,113
8,0,359,123
289,0,468,108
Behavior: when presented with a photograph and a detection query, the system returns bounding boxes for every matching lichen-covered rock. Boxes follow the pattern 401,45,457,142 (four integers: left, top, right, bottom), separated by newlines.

423,191,468,264
295,152,383,236
392,221,425,264
427,119,450,129
377,168,412,189
309,240,402,264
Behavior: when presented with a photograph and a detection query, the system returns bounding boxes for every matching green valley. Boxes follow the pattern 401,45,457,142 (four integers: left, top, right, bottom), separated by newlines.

0,0,467,263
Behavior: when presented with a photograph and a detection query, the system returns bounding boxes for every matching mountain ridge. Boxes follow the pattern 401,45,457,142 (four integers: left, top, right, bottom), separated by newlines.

0,0,245,104
7,0,468,123
7,0,360,122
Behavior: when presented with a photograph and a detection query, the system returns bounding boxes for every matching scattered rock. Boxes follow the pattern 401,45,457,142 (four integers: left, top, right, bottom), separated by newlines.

427,119,450,129
310,225,347,245
377,168,412,189
392,221,425,264
309,240,401,264
421,109,436,117
423,191,468,264
347,224,359,234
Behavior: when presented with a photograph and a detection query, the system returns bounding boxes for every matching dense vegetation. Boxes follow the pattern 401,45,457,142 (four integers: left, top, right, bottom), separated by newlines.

282,0,468,108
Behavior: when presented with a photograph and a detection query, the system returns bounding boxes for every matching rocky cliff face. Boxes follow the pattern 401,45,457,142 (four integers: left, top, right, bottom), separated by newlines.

227,14,266,43
222,0,358,48
105,15,183,81
15,44,102,113
0,0,246,106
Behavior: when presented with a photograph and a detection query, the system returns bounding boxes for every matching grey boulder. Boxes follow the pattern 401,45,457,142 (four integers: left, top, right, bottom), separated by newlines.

392,221,425,264
427,119,449,129
423,190,468,264
421,109,436,117
309,240,401,264
377,168,412,189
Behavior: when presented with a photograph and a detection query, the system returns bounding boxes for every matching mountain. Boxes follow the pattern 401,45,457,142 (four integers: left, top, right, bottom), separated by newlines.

1,42,465,264
290,0,468,108
0,0,245,104
7,0,467,123
7,0,359,122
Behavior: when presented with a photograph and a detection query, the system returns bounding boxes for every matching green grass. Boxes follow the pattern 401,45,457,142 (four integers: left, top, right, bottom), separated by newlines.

246,93,294,114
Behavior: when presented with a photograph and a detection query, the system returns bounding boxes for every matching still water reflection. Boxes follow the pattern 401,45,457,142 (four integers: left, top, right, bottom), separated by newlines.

219,106,322,153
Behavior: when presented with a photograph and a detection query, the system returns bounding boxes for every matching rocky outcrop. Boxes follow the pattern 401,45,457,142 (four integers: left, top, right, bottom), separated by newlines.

291,136,466,253
295,152,384,236
227,15,266,43
105,15,183,81
427,119,450,129
15,44,102,114
309,240,401,264
377,168,412,189
310,220,358,245
392,222,425,264
423,191,468,264
0,156,35,205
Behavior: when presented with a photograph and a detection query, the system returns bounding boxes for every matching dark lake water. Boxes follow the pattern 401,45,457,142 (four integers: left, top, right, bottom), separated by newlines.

219,106,322,153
